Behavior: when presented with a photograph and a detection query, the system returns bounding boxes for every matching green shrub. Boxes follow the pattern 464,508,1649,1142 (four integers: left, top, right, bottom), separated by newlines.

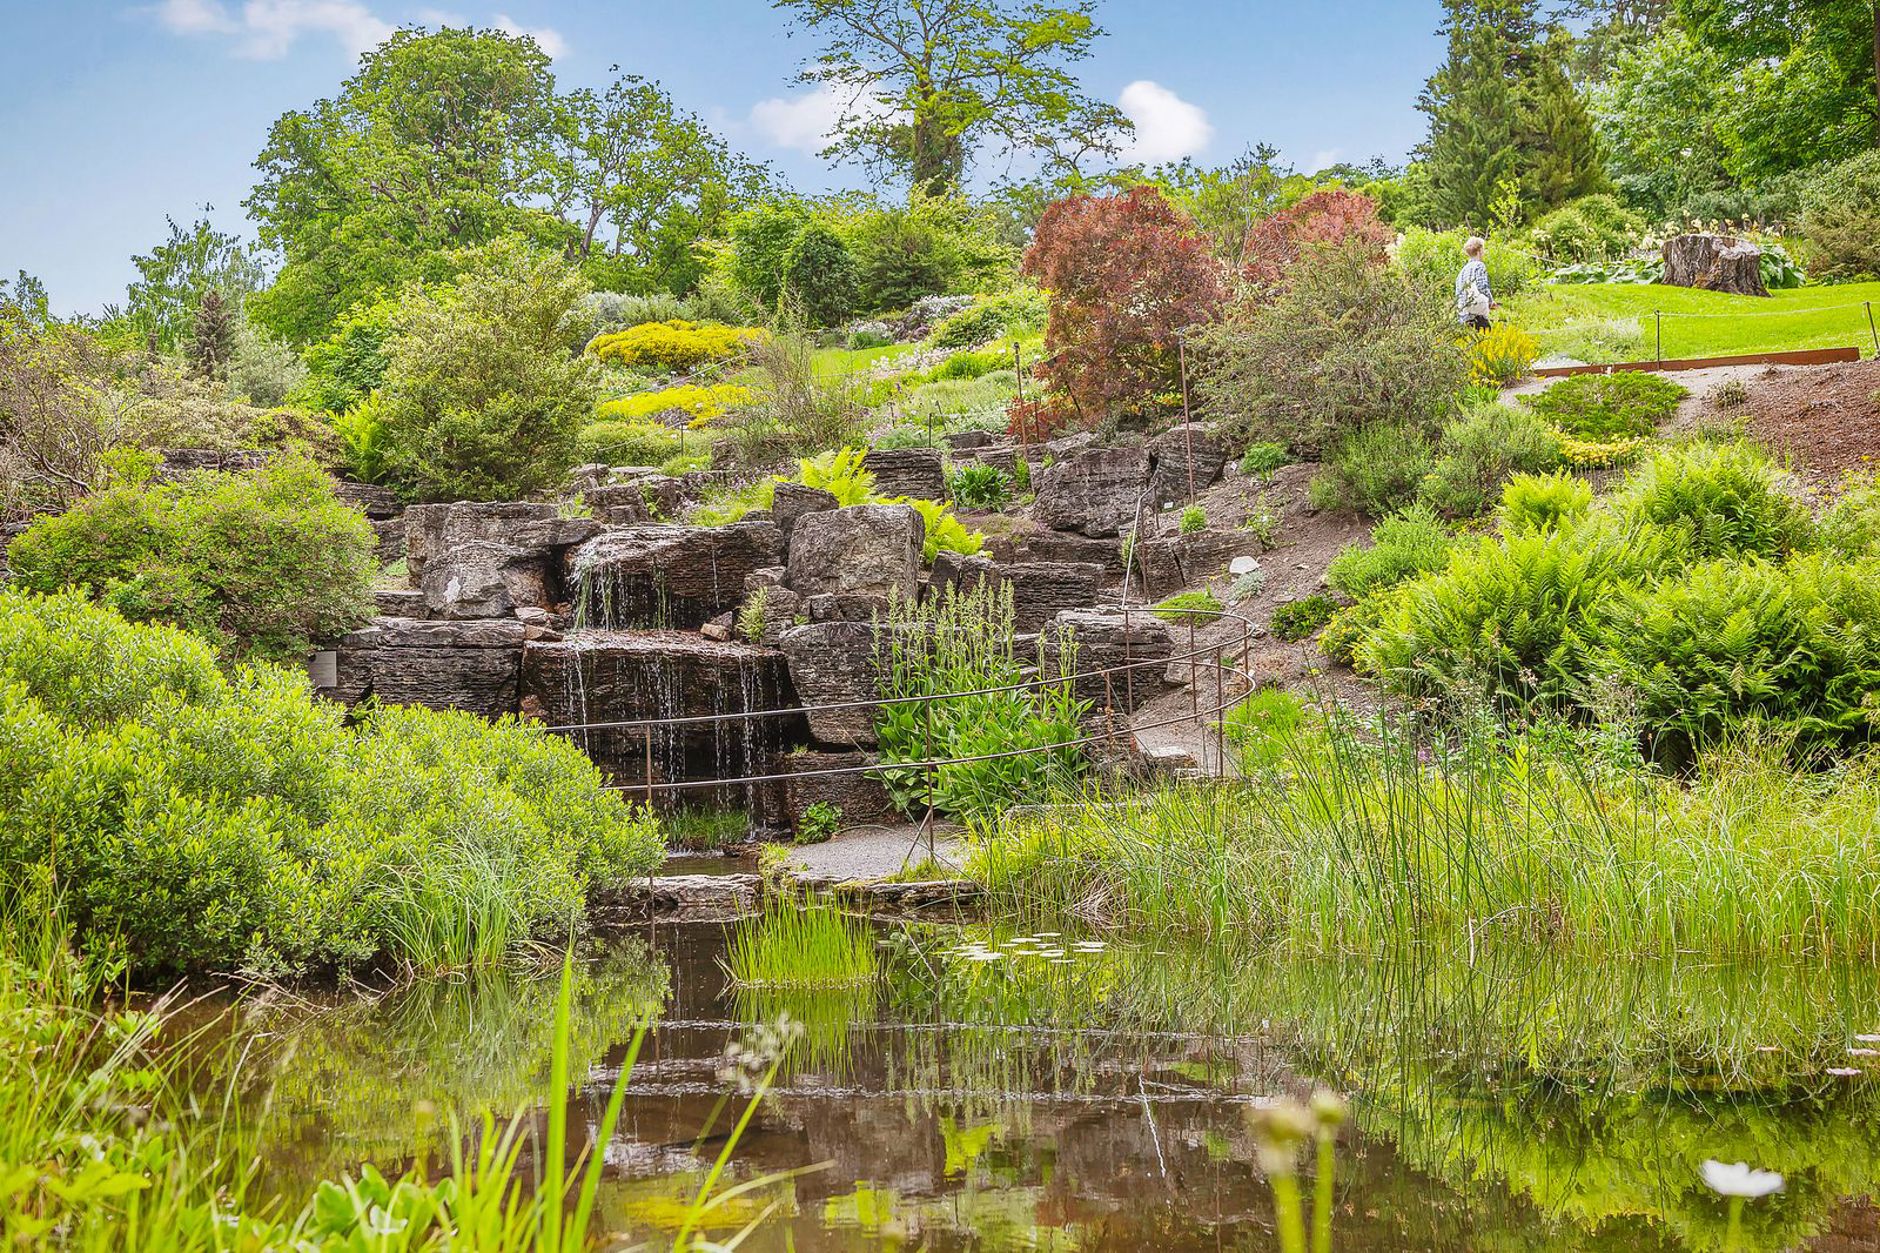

1618,441,1814,559
948,463,1010,510
587,320,761,372
1271,594,1338,643
1238,441,1290,478
6,453,376,664
795,801,842,846
1179,504,1208,535
1821,472,1880,558
1153,589,1223,623
297,295,396,414
0,590,662,976
1418,402,1563,519
1394,226,1537,302
1801,149,1880,282
929,347,1008,381
1358,514,1679,709
930,286,1048,349
874,584,1087,820
1524,372,1688,440
845,193,1014,312
1309,424,1435,517
1199,242,1468,455
377,242,599,502
1527,194,1645,265
1597,554,1880,762
889,497,986,563
1325,504,1455,601
576,420,685,467
797,446,877,505
1499,470,1594,533
783,223,860,327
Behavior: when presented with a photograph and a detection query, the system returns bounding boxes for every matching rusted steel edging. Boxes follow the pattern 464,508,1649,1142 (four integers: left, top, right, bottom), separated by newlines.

1534,346,1861,378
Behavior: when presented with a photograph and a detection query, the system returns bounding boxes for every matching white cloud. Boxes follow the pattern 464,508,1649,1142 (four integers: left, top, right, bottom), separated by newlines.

1307,148,1343,173
154,0,393,58
748,81,900,153
492,12,566,58
1116,80,1213,164
154,0,237,34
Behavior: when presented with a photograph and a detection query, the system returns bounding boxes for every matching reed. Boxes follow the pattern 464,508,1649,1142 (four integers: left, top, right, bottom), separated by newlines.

722,904,878,989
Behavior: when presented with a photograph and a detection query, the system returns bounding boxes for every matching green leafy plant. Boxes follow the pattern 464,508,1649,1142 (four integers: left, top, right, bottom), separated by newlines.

948,462,1011,510
6,453,377,664
1153,588,1223,622
1309,423,1434,517
1618,441,1814,559
888,496,986,562
1238,441,1291,478
796,800,843,846
873,584,1088,820
797,446,878,505
1418,401,1563,519
1179,504,1208,535
929,285,1048,349
332,391,390,484
1524,371,1688,441
1500,470,1594,533
1241,494,1280,549
575,419,685,467
1271,594,1338,643
1222,687,1311,771
1325,504,1455,601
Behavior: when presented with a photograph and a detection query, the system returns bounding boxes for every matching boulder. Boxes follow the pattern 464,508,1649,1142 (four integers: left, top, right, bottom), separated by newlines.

945,430,998,452
404,502,558,581
373,588,425,617
331,616,526,718
568,522,784,629
333,481,402,520
1147,423,1227,505
1132,531,1249,599
863,447,946,501
158,448,267,478
1033,446,1150,538
1663,233,1767,297
927,550,1002,600
771,481,839,540
779,620,889,746
1003,561,1104,631
371,518,407,565
1012,530,1127,577
782,749,902,830
420,541,553,620
786,505,924,600
588,875,762,924
1040,608,1175,713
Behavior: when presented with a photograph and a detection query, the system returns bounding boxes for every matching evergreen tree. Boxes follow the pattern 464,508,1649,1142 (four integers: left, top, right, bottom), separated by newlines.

1522,32,1612,207
1422,18,1525,227
187,290,236,380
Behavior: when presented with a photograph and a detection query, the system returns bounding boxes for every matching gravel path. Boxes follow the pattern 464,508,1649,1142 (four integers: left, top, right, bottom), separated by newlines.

781,822,967,881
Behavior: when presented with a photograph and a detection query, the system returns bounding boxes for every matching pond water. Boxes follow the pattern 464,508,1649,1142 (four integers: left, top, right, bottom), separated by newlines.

213,918,1880,1250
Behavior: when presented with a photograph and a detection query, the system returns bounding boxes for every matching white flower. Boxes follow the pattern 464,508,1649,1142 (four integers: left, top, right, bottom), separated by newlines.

1702,1160,1784,1198
1828,1067,1862,1077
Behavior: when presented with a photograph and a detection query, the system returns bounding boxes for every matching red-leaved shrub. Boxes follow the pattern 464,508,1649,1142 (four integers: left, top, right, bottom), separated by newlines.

1242,189,1393,291
1021,187,1227,423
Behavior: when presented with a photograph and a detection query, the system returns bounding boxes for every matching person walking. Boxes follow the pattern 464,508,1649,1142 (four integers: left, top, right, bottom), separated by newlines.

1456,236,1495,329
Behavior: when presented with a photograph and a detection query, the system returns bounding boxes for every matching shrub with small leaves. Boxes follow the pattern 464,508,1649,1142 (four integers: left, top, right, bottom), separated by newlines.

1271,594,1338,643
1418,401,1563,519
1153,589,1223,623
1309,424,1434,517
588,320,762,372
1525,371,1688,441
1179,504,1208,535
1238,441,1290,478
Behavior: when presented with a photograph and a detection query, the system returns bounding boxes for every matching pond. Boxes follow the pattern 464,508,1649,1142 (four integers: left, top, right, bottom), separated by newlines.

207,918,1880,1251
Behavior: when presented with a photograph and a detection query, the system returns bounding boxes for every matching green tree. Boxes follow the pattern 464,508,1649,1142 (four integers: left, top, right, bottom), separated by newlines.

186,290,237,380
376,240,597,502
1423,19,1526,226
1521,32,1612,207
552,69,774,295
118,215,265,353
0,272,51,325
1591,25,1733,216
773,0,1129,196
729,202,812,308
1678,0,1880,153
245,28,564,343
783,223,860,325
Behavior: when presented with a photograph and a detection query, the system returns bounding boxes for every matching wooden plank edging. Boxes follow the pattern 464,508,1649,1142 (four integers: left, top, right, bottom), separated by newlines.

1534,346,1863,378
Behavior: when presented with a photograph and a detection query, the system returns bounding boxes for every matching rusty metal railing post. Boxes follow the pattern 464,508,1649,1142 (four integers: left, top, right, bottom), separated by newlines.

923,694,937,864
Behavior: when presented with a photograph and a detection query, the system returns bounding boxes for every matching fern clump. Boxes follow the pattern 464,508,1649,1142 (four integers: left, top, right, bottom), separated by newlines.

1499,470,1594,534
1618,441,1814,559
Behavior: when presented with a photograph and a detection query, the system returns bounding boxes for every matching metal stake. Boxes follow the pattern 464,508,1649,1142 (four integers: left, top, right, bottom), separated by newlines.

1866,302,1878,358
1655,311,1663,363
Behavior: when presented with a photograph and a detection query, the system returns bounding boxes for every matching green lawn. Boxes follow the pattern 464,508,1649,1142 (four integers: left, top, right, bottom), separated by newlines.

1510,281,1880,364
809,342,920,382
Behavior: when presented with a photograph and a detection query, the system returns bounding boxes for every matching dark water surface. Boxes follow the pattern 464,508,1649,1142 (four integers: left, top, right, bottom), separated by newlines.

213,920,1880,1250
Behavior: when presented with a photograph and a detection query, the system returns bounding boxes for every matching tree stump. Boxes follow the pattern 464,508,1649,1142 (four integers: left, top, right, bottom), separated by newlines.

1662,233,1768,297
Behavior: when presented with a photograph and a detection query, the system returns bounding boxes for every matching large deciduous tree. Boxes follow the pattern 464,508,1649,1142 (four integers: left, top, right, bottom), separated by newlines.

1021,187,1226,423
773,0,1129,196
119,216,266,354
246,28,564,343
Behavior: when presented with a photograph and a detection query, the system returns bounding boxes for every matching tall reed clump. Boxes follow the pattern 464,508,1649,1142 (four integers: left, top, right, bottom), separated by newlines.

723,904,878,989
972,717,1880,960
874,583,1089,820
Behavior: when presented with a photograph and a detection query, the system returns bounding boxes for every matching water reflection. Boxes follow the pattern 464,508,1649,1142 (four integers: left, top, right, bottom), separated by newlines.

217,920,1880,1250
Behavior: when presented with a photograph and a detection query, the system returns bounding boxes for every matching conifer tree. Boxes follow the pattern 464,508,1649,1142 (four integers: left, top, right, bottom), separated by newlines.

1521,32,1612,207
187,289,236,380
1422,18,1524,227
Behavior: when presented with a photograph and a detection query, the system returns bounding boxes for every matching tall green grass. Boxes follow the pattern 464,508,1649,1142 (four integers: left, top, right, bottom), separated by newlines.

722,905,878,989
973,718,1880,960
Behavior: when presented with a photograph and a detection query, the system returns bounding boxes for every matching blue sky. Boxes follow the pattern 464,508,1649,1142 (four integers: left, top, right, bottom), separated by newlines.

1,1,1444,317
